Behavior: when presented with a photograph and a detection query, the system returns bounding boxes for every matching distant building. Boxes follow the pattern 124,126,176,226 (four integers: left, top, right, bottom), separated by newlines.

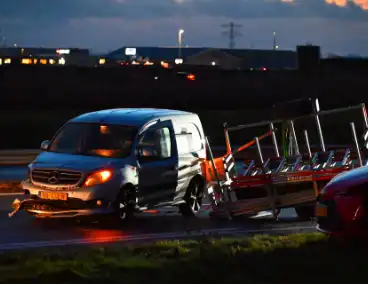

185,49,243,70
186,48,297,70
107,46,207,62
107,46,297,69
0,47,94,66
0,47,89,57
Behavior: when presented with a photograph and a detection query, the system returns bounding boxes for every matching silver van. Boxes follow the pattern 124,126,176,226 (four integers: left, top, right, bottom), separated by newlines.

10,108,207,222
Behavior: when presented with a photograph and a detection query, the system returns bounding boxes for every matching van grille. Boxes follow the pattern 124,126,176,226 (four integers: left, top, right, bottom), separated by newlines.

31,169,83,186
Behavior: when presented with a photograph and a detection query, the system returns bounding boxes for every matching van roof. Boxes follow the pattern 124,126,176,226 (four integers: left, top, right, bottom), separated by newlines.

71,108,195,127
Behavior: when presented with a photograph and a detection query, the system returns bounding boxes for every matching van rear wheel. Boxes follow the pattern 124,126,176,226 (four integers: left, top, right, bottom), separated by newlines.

179,179,203,217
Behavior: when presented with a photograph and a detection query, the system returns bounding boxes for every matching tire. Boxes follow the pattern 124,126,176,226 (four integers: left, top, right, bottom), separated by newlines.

115,188,136,221
179,178,204,217
98,187,136,225
295,205,315,220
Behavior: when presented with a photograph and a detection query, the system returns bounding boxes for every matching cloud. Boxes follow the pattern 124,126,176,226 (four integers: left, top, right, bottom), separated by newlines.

2,0,368,55
0,0,177,21
1,0,368,22
326,0,368,10
180,0,368,20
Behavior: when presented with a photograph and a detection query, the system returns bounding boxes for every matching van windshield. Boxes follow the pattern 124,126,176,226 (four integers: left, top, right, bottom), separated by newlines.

48,123,137,158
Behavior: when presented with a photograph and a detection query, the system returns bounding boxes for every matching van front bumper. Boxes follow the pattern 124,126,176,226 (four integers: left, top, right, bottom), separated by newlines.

9,196,115,218
21,179,119,202
10,180,118,218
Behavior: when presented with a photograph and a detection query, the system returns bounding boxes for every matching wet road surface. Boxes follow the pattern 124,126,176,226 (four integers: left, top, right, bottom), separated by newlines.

0,194,315,250
0,167,316,250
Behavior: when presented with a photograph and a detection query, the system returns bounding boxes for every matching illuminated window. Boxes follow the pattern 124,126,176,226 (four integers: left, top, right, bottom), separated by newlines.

0,58,2,65
4,58,11,64
175,58,183,64
33,59,38,64
125,48,136,56
21,58,32,65
161,61,169,68
56,49,70,55
58,58,66,65
99,58,106,65
49,59,55,64
40,59,47,65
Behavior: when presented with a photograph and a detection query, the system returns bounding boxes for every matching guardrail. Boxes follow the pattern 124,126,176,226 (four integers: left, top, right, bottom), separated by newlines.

0,149,40,166
0,145,349,166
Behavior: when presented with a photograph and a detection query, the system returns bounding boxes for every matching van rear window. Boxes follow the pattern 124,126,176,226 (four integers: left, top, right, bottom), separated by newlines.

175,123,203,154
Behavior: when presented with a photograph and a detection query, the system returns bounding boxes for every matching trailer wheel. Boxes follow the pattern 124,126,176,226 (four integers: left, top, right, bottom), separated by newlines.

295,205,315,220
179,178,204,217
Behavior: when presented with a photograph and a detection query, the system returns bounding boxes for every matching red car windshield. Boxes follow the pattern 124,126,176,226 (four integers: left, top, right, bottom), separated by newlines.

48,123,137,158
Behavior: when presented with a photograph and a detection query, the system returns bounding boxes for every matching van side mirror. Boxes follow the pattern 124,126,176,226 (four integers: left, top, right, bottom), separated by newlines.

137,145,159,163
40,140,50,151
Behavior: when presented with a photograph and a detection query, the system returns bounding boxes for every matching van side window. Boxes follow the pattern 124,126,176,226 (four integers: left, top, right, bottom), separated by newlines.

176,123,203,154
139,127,172,159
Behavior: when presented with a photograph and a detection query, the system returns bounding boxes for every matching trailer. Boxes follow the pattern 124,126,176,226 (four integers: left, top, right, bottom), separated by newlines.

202,99,368,220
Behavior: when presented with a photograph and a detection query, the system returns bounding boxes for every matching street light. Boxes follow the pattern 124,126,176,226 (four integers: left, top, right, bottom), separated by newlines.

178,29,184,59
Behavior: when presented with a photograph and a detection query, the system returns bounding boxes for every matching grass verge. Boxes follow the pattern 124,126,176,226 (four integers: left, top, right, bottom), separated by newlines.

0,232,367,284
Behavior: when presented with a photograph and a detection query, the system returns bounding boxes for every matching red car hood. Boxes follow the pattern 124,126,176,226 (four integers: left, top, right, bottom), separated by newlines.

326,166,368,191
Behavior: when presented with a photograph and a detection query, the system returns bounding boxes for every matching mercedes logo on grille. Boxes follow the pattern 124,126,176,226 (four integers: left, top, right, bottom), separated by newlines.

48,171,60,184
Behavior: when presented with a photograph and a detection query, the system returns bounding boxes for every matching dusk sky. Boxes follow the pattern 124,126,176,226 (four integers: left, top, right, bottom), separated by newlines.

1,0,368,55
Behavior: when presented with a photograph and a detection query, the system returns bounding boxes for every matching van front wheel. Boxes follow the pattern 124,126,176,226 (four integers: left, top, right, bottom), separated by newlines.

179,179,203,217
107,187,136,224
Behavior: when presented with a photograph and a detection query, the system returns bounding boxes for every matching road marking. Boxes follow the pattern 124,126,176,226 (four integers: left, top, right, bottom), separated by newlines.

0,225,315,251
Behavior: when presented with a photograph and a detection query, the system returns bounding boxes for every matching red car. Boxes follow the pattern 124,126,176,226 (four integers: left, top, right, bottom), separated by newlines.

316,165,368,239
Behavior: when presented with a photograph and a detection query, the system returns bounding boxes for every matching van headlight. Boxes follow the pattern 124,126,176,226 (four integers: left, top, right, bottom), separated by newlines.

83,169,113,187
